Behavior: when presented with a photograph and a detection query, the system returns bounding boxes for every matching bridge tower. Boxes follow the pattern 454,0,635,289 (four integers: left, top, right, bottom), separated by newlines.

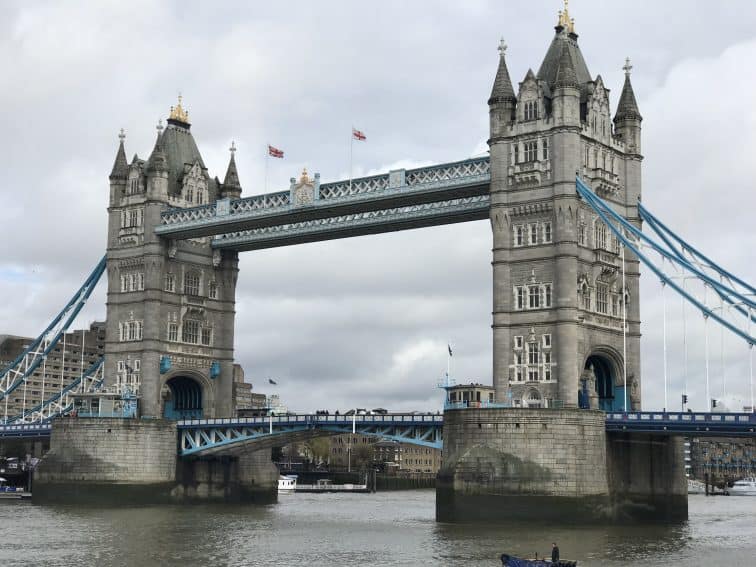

105,99,241,419
488,12,642,411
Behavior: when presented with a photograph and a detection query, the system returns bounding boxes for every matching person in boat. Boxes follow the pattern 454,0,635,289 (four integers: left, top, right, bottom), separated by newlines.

551,542,560,563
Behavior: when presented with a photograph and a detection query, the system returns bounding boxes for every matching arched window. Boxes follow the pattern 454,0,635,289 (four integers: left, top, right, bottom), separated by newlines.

594,221,607,250
524,389,542,408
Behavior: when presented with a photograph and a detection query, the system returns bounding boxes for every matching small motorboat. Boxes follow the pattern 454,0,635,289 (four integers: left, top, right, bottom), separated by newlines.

500,553,577,567
277,475,297,492
730,477,756,496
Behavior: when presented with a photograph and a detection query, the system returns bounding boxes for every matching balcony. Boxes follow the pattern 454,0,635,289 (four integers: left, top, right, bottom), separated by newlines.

508,159,551,187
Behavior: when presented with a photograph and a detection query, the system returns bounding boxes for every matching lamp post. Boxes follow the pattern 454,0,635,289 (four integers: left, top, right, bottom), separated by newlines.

347,410,356,473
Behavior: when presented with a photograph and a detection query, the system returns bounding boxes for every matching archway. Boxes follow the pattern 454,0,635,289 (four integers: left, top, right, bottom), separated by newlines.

584,354,623,411
163,376,204,419
524,389,543,408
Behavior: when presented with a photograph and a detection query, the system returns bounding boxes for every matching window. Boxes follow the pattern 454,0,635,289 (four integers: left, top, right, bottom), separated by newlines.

196,188,206,205
119,321,143,342
208,281,218,300
543,222,552,243
514,225,525,246
528,285,540,309
611,294,619,317
165,273,175,292
133,360,141,371
137,273,144,291
542,334,551,348
595,222,607,250
581,286,591,310
514,336,523,349
184,272,200,296
529,224,538,245
543,284,552,307
527,342,540,381
542,138,549,160
524,141,538,162
186,184,194,203
596,283,608,314
524,100,538,121
543,352,552,381
201,327,212,346
117,361,125,372
168,323,178,342
578,224,586,246
129,178,139,194
514,352,524,382
182,320,199,344
129,209,140,227
514,143,519,164
515,287,526,310
611,236,620,254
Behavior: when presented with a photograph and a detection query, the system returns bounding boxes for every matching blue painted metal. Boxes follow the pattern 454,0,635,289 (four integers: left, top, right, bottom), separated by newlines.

0,423,52,438
210,361,221,379
159,356,172,374
605,411,756,436
176,413,444,456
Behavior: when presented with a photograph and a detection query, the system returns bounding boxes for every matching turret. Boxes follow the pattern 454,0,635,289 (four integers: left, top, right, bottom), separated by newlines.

109,129,128,206
551,44,580,126
146,120,168,201
221,141,242,200
488,38,517,139
613,58,642,154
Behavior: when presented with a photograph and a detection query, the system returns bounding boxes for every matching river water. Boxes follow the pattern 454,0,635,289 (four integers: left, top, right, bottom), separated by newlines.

0,492,754,566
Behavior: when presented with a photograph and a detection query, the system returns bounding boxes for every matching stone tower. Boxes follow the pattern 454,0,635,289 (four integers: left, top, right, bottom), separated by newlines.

488,10,643,410
105,98,242,418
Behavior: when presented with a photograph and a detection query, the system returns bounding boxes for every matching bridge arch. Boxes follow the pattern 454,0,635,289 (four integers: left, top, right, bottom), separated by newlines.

160,370,215,420
582,347,624,412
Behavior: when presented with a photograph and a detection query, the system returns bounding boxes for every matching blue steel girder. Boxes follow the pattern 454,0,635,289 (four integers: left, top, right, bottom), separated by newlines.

212,195,490,252
155,157,490,242
605,412,756,437
177,414,444,456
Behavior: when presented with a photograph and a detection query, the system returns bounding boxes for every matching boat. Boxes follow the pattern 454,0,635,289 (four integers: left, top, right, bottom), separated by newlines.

730,477,756,496
687,478,706,494
278,475,297,492
500,553,577,566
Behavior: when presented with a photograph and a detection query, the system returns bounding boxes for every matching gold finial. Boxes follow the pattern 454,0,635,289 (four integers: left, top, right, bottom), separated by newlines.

558,0,575,33
623,57,633,77
169,93,190,124
299,167,311,184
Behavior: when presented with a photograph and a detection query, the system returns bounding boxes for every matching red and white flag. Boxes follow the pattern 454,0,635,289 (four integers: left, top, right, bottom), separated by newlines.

268,144,284,158
352,128,366,141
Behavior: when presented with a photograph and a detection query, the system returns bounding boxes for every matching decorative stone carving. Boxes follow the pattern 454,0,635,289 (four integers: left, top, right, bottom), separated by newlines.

290,168,321,206
212,249,221,268
168,240,177,259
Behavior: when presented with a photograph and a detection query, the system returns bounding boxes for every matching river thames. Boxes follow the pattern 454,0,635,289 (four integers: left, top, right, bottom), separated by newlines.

0,491,754,566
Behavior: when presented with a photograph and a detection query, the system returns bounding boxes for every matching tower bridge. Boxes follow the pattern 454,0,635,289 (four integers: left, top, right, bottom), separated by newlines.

1,4,755,520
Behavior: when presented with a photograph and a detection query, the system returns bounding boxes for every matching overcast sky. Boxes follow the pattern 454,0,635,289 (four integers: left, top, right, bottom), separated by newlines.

1,0,754,413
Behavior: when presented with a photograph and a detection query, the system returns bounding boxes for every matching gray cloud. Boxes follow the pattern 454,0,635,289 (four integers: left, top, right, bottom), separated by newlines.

1,1,755,413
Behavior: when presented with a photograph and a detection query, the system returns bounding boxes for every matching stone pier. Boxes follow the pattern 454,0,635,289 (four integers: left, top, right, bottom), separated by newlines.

437,407,687,523
33,418,277,503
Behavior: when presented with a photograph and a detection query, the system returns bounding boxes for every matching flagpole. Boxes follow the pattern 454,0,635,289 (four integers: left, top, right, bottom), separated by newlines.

265,144,269,192
349,126,354,192
447,342,451,383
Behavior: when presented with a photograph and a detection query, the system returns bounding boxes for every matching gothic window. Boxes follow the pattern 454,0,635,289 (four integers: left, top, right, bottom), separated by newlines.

542,138,549,160
584,147,589,167
594,222,607,250
514,336,523,349
542,334,551,348
524,141,538,162
196,188,206,205
129,209,140,227
513,143,519,164
611,294,619,317
119,321,143,342
543,222,552,243
528,285,540,309
184,272,200,296
165,273,175,292
201,327,212,346
611,236,620,254
514,352,524,382
129,178,138,194
596,283,609,314
543,284,552,307
527,342,540,381
167,323,178,342
137,273,144,291
523,100,538,121
515,287,526,309
186,184,194,203
514,225,525,246
208,281,218,299
581,284,591,311
529,224,538,245
543,352,552,381
578,224,586,246
117,361,125,372
182,320,199,344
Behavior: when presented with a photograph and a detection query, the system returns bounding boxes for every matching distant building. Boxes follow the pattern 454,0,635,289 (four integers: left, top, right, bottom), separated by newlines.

329,434,442,474
0,322,106,419
688,437,755,480
445,383,495,408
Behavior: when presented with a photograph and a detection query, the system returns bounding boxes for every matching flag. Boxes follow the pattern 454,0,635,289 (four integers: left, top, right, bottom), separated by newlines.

352,128,366,141
268,378,278,385
448,344,453,357
268,145,284,158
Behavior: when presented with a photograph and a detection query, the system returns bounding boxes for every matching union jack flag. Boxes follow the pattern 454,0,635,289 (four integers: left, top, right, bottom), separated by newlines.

268,145,284,158
352,128,366,141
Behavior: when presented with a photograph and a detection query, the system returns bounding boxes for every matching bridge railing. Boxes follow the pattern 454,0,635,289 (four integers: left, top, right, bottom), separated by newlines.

176,413,444,429
606,412,755,423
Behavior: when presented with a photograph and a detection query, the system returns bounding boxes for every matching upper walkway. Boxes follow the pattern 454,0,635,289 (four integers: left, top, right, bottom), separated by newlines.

154,158,490,250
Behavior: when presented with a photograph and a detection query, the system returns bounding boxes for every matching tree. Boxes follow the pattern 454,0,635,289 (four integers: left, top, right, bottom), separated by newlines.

304,436,331,466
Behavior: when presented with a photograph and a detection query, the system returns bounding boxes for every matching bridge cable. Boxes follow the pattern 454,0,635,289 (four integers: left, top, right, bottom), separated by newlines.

622,242,628,412
662,269,668,412
704,285,711,410
682,279,689,411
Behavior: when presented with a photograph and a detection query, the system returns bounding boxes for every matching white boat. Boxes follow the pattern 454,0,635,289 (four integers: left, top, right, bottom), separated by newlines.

687,479,706,495
730,477,756,496
278,475,297,492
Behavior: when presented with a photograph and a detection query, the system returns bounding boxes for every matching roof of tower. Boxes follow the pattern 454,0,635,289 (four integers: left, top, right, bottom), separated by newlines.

553,43,578,89
536,28,592,97
614,61,642,122
488,38,517,105
147,129,167,173
223,142,242,191
159,97,208,193
109,129,128,180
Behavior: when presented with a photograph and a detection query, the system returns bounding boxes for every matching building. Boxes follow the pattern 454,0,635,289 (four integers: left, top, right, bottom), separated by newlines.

0,322,106,420
329,434,442,474
688,437,756,480
488,11,642,409
445,383,495,408
106,98,243,418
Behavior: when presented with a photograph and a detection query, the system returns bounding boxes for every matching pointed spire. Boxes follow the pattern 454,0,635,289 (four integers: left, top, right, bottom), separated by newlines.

223,141,241,192
147,120,167,173
488,38,517,105
614,58,642,122
109,129,129,180
554,44,578,89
